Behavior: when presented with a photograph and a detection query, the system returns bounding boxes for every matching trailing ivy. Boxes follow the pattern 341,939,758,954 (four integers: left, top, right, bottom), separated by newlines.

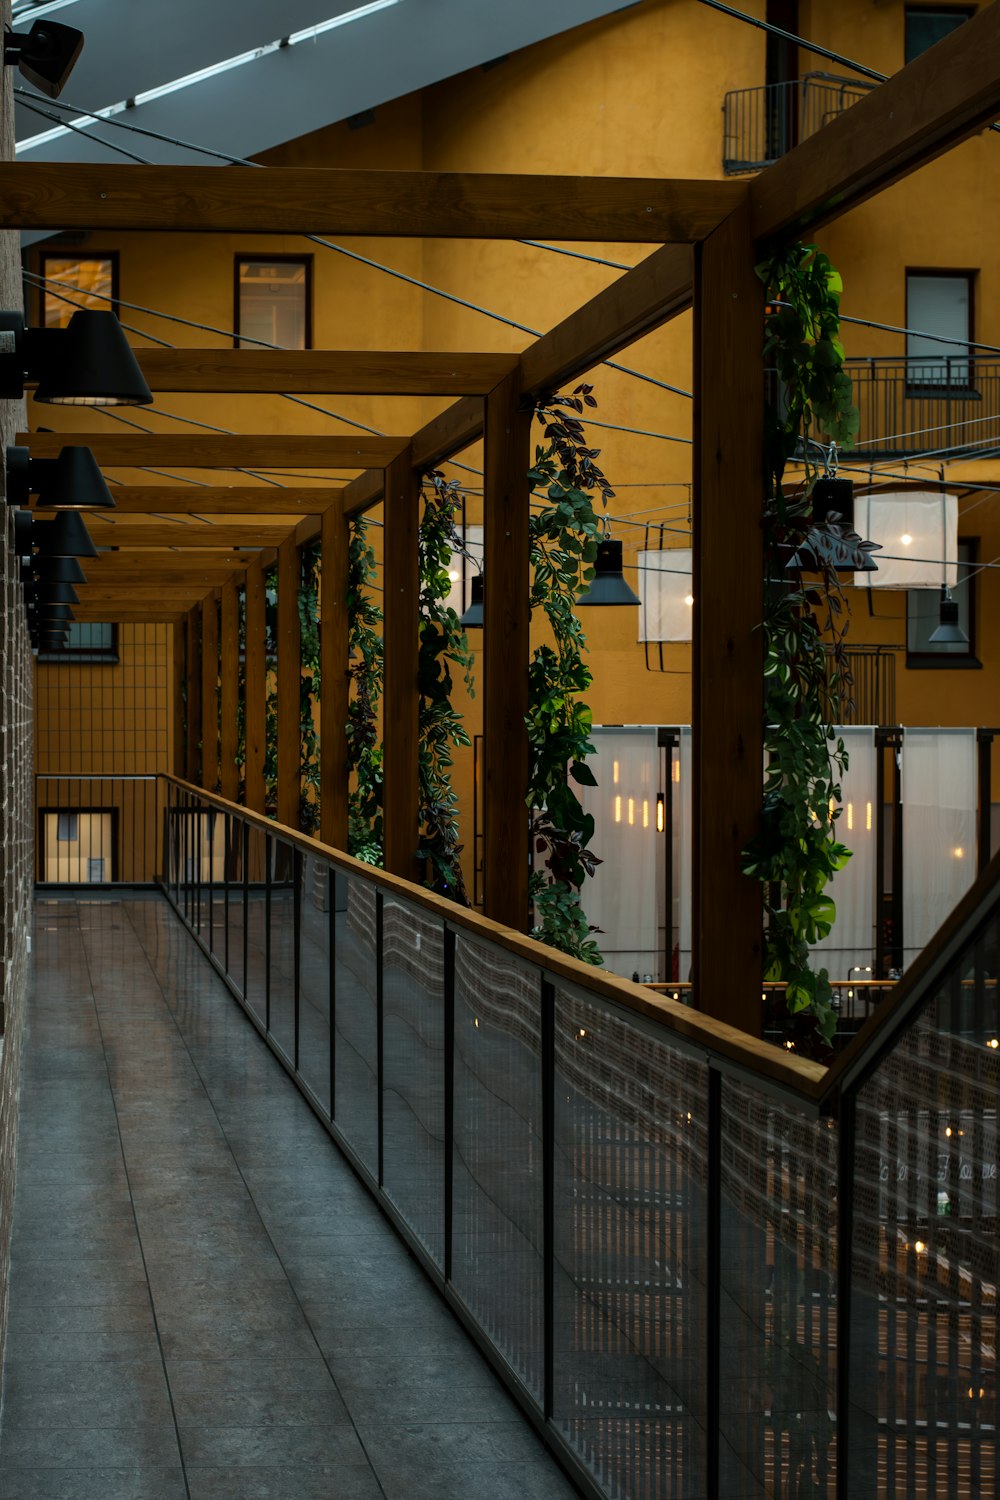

345,517,384,865
526,387,613,965
259,548,322,834
416,470,475,902
741,243,877,1053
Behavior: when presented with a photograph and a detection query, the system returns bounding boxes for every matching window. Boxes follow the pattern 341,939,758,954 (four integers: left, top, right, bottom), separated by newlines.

235,257,311,348
907,539,977,665
906,271,974,387
40,252,118,327
56,813,78,842
904,7,974,64
38,622,118,663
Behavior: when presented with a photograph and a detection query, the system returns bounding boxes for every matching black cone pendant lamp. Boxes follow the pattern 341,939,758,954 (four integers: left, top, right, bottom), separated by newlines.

929,591,969,646
576,539,640,606
0,310,152,406
459,574,484,629
6,444,116,509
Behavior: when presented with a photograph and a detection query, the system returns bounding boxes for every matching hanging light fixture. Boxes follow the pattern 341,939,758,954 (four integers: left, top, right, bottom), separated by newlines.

637,546,693,641
5,444,116,509
577,539,641,606
459,574,484,629
3,18,84,97
854,490,958,589
0,310,152,406
31,511,99,560
928,591,970,645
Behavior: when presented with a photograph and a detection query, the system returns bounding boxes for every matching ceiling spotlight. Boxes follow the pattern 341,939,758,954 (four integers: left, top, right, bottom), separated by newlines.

6,444,115,509
576,539,641,606
0,310,152,406
32,510,99,560
928,591,969,646
459,574,484,629
4,18,83,98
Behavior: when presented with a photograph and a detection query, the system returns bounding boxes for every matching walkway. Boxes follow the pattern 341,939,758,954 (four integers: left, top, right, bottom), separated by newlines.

0,894,581,1500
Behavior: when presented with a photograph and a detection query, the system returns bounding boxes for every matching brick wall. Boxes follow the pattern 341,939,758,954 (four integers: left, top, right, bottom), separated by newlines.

0,0,34,1366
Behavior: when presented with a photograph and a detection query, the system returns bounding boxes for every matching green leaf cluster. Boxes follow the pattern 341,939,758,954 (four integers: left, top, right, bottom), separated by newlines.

346,519,384,864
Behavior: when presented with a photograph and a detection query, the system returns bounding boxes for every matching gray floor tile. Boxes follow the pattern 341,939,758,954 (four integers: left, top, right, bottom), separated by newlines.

0,1425,182,1469
184,1463,385,1500
0,1466,188,1499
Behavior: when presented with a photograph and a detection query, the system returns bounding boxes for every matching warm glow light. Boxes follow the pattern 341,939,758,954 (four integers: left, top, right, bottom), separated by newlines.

987,1038,999,1049
614,796,622,823
866,801,873,831
672,760,680,784
627,798,635,826
683,593,694,607
901,532,913,546
613,760,620,785
946,1126,953,1137
954,847,965,859
656,794,665,833
784,1040,795,1051
474,1018,479,1029
847,802,854,831
915,1240,926,1254
447,568,460,583
642,800,649,829
578,1028,587,1038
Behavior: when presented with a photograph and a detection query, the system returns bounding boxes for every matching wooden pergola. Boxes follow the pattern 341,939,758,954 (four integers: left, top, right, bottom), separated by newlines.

10,6,1000,1031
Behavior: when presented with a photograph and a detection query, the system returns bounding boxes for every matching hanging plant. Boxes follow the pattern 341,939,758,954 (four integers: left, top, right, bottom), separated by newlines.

345,517,384,865
740,243,878,1054
416,470,475,902
525,387,614,966
298,540,321,835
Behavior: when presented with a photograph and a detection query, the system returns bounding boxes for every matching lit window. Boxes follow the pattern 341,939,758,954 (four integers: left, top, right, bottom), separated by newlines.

236,257,311,349
904,8,973,64
40,253,117,328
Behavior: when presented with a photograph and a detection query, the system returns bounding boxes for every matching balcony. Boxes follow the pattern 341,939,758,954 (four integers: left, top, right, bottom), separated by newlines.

723,72,875,175
843,355,997,459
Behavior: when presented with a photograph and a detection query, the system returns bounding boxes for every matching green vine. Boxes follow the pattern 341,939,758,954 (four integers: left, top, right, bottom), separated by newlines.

416,471,475,902
741,243,877,1053
259,547,321,833
526,387,612,965
345,517,384,865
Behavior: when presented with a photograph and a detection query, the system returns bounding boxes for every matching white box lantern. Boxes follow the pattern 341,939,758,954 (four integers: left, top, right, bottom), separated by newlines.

638,547,693,641
444,524,483,616
854,491,958,589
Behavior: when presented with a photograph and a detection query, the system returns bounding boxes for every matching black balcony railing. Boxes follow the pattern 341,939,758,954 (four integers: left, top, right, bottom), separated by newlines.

843,355,997,458
723,72,874,174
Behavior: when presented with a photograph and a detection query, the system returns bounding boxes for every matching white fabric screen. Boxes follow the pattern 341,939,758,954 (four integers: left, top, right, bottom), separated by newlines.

902,727,977,968
811,727,877,978
638,547,693,641
578,727,662,979
855,492,958,590
444,524,483,617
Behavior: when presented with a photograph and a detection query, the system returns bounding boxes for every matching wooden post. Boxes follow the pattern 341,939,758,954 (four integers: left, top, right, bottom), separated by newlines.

382,446,421,882
171,621,185,775
692,198,765,1031
185,606,202,785
201,592,220,793
277,536,302,831
483,371,532,930
244,558,267,815
320,504,351,852
219,580,240,804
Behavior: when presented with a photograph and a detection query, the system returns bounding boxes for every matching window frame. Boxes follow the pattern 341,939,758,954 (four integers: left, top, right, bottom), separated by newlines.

233,254,313,350
904,266,977,394
905,535,980,669
38,249,120,326
903,5,976,65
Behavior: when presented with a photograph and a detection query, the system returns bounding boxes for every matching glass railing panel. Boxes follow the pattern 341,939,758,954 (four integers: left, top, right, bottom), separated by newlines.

298,853,333,1115
381,896,446,1268
552,982,709,1500
848,941,999,1499
243,825,269,1026
268,839,297,1062
452,932,544,1404
333,874,379,1177
719,1081,838,1500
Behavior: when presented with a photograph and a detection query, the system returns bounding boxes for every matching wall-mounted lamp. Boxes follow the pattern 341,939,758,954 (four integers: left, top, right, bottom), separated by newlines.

0,310,152,405
459,574,484,629
4,18,83,97
6,444,116,509
33,554,86,585
576,539,640,606
24,581,79,606
32,510,99,560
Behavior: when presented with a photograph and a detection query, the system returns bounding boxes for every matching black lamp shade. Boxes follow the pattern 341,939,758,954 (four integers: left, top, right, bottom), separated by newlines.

459,574,484,629
33,510,99,560
4,19,84,98
811,477,854,526
33,311,153,407
6,443,116,509
928,595,969,646
30,603,73,623
24,581,79,605
576,539,641,606
12,508,33,558
34,555,86,585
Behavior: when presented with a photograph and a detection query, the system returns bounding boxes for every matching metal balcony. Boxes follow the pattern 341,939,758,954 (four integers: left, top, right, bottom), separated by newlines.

723,72,875,174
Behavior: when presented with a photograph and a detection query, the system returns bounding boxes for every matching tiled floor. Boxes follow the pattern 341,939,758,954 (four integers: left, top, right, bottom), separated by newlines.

0,894,581,1500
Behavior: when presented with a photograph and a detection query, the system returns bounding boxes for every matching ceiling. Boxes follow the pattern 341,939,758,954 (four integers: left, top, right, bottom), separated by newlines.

13,0,649,167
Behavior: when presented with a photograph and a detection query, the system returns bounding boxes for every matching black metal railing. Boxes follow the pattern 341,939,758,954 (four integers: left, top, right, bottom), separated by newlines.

157,773,998,1500
723,72,874,174
34,773,165,886
843,356,999,458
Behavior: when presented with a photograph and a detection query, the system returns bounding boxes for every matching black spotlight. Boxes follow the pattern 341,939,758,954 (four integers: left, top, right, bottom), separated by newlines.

33,511,99,560
459,574,484,629
929,592,970,646
0,310,152,406
34,555,86,585
4,19,84,98
576,539,641,606
6,444,116,509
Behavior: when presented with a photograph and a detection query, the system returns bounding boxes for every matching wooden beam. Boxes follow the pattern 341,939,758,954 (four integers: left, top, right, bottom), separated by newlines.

520,243,695,397
201,594,220,793
185,607,201,785
276,536,301,831
219,580,241,805
45,485,345,515
18,433,406,469
320,505,350,854
382,448,421,883
482,371,532,931
122,348,520,395
751,3,1000,244
0,163,742,242
244,558,267,816
84,522,298,549
71,606,190,622
693,200,764,1032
